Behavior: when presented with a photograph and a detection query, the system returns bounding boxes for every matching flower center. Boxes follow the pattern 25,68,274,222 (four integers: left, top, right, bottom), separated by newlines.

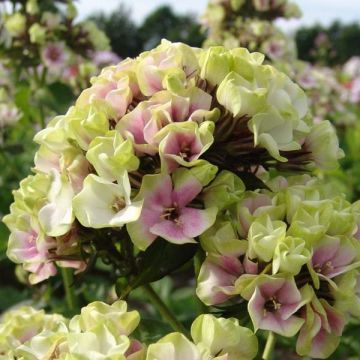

179,145,192,161
264,296,282,314
161,203,180,222
314,261,334,274
111,196,126,213
27,230,37,245
48,46,61,61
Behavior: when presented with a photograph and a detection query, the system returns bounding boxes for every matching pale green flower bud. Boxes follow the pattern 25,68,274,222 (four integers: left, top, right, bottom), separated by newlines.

66,1,78,19
69,300,140,336
29,24,47,44
305,120,344,170
217,71,267,118
4,13,26,37
86,131,139,182
273,236,312,275
199,47,233,86
248,214,287,262
191,314,258,360
203,171,245,211
26,0,39,15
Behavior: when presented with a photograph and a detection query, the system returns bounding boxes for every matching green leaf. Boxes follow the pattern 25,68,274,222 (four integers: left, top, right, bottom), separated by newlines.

1,144,24,154
43,82,75,114
237,171,270,191
118,239,198,298
0,222,9,262
133,317,171,343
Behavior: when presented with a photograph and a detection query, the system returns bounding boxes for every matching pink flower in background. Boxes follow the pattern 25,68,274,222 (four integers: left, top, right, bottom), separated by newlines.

64,64,80,80
0,104,21,128
42,42,67,69
92,50,121,68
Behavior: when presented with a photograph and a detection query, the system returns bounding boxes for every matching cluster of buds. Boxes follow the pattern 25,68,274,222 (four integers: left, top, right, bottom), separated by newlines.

197,174,360,358
0,0,115,92
2,40,351,358
277,60,358,125
0,63,21,129
0,300,258,360
201,0,301,61
341,56,360,105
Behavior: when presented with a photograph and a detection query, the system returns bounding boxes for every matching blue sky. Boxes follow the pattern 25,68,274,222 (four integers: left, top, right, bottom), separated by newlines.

78,0,360,31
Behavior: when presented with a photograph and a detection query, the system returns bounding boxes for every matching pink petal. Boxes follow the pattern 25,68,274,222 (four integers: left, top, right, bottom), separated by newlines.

144,175,173,210
259,278,285,299
150,219,193,244
248,287,266,328
172,176,202,208
220,256,244,275
276,280,302,305
312,238,340,268
331,245,355,269
171,96,190,121
322,301,345,336
259,312,304,337
189,88,212,113
179,207,216,238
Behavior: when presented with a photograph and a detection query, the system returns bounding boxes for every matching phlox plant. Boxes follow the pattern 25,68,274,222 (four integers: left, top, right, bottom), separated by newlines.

0,0,116,224
1,39,359,359
202,0,360,208
201,0,302,62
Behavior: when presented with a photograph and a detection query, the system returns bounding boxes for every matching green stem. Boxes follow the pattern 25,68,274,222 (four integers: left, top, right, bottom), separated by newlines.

40,67,48,86
61,268,78,312
262,331,276,360
143,283,190,338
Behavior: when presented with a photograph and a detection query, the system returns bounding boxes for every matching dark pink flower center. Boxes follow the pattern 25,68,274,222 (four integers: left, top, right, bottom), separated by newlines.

314,261,334,274
47,46,62,62
264,296,282,313
161,203,180,222
179,145,192,161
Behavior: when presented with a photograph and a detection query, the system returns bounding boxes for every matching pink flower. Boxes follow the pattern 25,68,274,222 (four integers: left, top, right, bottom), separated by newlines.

7,215,57,284
127,169,217,250
77,59,140,119
236,193,273,237
296,297,345,358
311,235,357,279
157,121,214,173
42,42,67,69
92,50,121,68
197,254,243,305
248,277,308,336
118,88,213,155
53,226,86,273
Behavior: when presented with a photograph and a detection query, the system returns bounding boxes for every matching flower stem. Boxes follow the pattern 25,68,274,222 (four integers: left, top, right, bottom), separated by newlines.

61,268,78,313
142,283,190,338
262,331,276,360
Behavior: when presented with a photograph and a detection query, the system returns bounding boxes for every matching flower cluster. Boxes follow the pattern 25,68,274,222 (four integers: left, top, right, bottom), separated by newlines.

0,62,21,129
201,0,301,61
3,40,343,284
0,300,257,360
2,39,352,358
341,56,360,105
197,174,360,358
278,60,359,125
0,0,115,93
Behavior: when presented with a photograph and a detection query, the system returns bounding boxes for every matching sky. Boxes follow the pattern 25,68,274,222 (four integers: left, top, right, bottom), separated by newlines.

77,0,360,31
